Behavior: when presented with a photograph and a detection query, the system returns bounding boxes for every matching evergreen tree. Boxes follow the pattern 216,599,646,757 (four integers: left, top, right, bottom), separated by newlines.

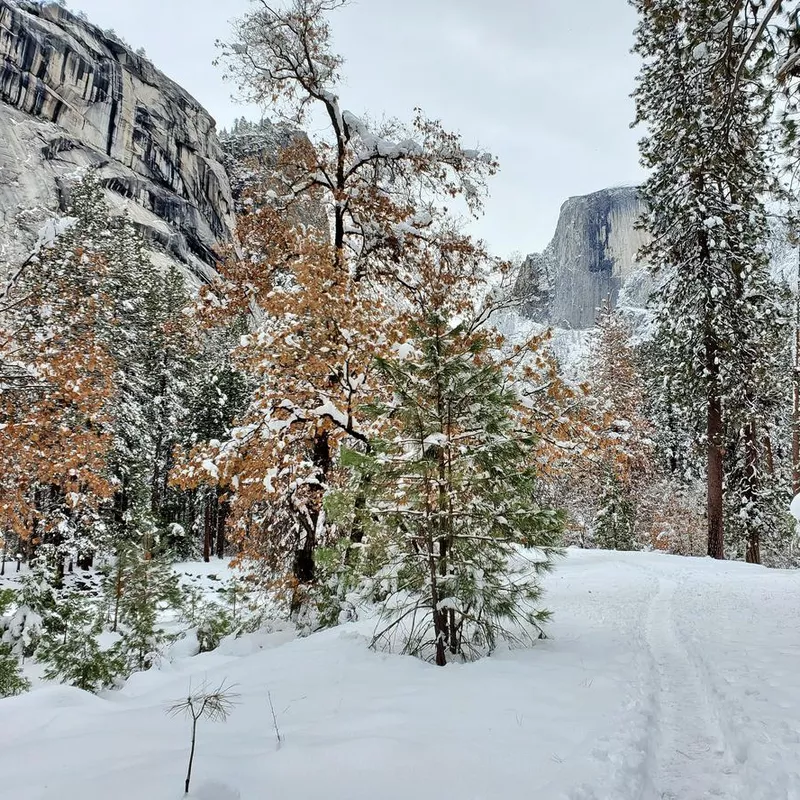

0,589,29,697
38,588,124,693
593,471,637,551
632,0,788,560
116,542,181,672
0,644,29,698
356,312,563,665
586,301,654,551
2,550,59,658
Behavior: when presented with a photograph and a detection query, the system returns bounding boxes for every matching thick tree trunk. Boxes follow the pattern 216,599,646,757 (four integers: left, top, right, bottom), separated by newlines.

794,252,800,495
292,430,332,587
706,340,725,560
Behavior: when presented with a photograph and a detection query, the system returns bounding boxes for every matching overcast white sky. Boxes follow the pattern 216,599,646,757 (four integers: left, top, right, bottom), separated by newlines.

70,0,646,256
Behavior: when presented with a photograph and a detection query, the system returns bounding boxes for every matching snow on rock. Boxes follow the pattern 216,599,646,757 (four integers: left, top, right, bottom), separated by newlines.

512,186,798,336
0,0,235,282
512,186,651,330
3,549,800,799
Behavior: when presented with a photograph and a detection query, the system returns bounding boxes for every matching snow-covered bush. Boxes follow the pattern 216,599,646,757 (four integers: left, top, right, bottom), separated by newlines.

37,589,124,692
0,644,29,698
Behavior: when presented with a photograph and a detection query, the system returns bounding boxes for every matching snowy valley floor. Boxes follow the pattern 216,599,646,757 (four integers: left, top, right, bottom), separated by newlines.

2,549,800,800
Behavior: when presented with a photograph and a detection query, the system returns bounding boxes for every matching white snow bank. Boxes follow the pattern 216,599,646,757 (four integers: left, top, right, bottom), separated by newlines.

2,549,800,799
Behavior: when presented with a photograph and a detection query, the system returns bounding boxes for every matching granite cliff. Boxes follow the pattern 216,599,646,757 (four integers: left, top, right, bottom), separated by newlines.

0,0,235,280
513,186,652,329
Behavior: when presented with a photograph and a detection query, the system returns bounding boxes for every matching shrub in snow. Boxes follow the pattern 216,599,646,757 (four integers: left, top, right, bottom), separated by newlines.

0,590,29,697
3,554,58,659
0,643,29,697
593,472,637,552
115,546,182,672
195,606,233,654
37,589,124,692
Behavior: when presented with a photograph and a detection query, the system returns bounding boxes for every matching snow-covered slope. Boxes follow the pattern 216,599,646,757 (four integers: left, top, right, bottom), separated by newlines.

2,549,799,800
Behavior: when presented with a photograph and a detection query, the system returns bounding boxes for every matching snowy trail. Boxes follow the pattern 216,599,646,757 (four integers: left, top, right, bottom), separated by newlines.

3,549,800,800
642,575,740,799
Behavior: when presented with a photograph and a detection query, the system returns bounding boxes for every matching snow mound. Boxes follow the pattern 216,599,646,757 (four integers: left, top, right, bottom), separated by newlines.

2,549,800,799
3,683,108,711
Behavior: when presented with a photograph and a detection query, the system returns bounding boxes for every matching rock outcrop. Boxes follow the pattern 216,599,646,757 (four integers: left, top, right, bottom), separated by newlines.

513,186,651,329
0,0,235,280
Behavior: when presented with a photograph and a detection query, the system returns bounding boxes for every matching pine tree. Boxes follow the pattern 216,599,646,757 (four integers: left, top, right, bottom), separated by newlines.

0,589,29,697
360,315,563,665
632,0,788,560
586,301,654,551
2,549,59,658
325,235,569,664
116,541,181,672
0,643,29,698
38,588,124,693
593,471,637,551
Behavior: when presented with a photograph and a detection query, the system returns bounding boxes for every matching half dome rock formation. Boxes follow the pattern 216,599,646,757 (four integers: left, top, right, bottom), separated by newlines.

0,0,235,279
513,186,652,329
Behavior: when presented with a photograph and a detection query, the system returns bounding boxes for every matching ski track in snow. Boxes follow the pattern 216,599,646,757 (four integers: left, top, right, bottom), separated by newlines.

642,574,740,800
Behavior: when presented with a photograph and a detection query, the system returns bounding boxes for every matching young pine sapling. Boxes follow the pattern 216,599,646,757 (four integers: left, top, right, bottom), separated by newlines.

167,680,239,795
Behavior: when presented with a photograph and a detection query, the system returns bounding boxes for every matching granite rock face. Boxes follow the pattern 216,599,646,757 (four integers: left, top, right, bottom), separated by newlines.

0,0,235,279
513,186,652,329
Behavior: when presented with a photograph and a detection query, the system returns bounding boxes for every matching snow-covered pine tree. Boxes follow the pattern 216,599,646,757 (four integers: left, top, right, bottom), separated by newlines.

0,589,29,697
723,277,795,565
632,0,789,560
1,551,57,659
335,236,565,665
116,538,181,672
0,643,29,698
593,472,637,551
37,587,124,692
586,300,654,550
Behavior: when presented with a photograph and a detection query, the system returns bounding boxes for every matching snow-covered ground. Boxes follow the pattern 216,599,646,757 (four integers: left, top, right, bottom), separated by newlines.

2,548,800,800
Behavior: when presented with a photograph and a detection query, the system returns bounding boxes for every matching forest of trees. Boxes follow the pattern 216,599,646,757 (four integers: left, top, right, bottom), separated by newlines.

2,0,800,693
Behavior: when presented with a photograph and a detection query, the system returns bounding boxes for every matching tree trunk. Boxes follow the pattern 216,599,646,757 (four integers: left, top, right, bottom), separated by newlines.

706,339,725,560
794,248,800,496
292,430,332,587
428,537,446,667
744,419,761,565
76,552,93,570
203,496,212,563
215,497,228,559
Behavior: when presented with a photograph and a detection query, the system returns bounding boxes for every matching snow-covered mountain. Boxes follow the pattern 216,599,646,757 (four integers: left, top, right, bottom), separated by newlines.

513,186,652,329
0,0,235,281
514,185,799,331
